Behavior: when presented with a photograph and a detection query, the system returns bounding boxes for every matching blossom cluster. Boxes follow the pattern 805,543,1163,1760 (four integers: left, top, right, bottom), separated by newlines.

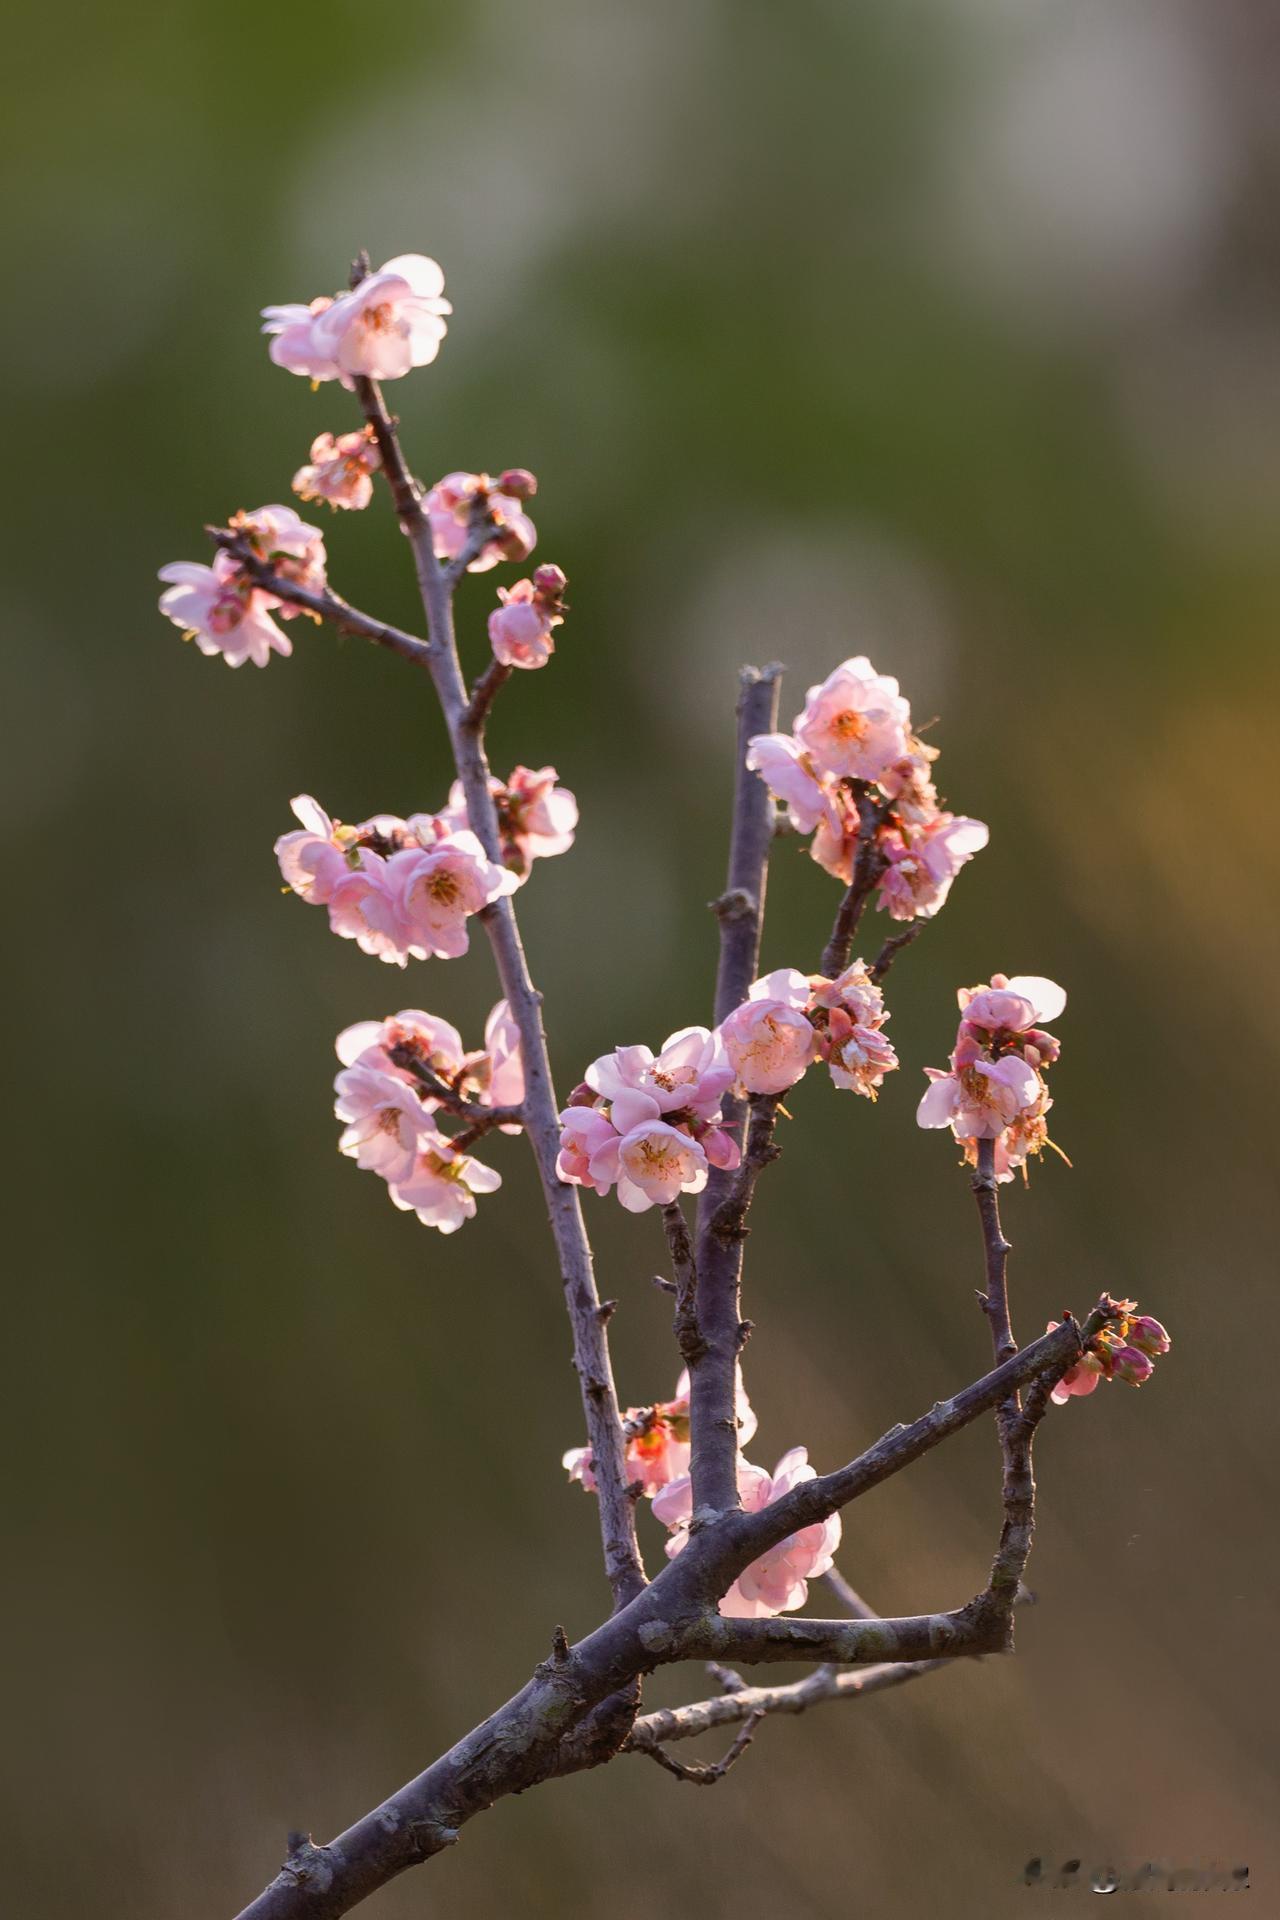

273,787,573,966
720,960,898,1099
917,973,1066,1182
562,1367,755,1499
292,425,382,512
557,1028,740,1213
262,254,451,386
157,504,328,669
334,1004,523,1233
1050,1305,1171,1407
747,655,988,920
558,963,898,1210
426,469,538,573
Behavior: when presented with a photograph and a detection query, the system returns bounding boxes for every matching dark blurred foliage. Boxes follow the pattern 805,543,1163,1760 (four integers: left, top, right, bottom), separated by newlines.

4,2,1279,1914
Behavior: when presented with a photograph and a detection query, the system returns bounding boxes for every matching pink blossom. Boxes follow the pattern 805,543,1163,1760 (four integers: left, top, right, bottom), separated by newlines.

488,570,567,670
828,1021,898,1098
387,832,519,960
958,973,1067,1034
262,256,451,385
555,1106,621,1194
808,959,887,1029
292,427,382,512
1050,1349,1105,1406
656,1448,841,1617
876,814,989,921
745,733,841,834
274,794,360,905
333,1064,434,1183
615,1120,709,1212
158,554,291,669
809,794,861,885
326,859,412,966
794,656,912,782
260,296,340,381
425,471,537,573
571,1362,755,1500
586,1028,732,1125
719,974,816,1096
438,771,578,880
388,1132,502,1234
917,1055,1043,1138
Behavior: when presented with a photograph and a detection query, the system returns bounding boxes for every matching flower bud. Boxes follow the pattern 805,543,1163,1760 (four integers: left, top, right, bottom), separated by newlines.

566,1080,597,1108
1126,1314,1171,1357
499,467,538,498
532,563,568,599
1023,1028,1061,1068
1109,1345,1155,1387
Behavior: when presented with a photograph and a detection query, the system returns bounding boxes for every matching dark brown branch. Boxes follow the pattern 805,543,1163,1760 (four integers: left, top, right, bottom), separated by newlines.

639,1708,765,1784
688,664,783,1515
233,1298,1117,1920
662,1201,704,1366
387,1046,523,1130
869,919,924,982
206,532,432,669
463,658,513,731
819,787,889,978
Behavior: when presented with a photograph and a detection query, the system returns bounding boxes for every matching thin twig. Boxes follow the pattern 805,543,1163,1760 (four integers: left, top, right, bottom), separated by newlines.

869,919,924,982
388,1046,524,1130
662,1201,704,1366
463,658,513,731
640,1708,765,1785
819,787,889,979
206,532,432,669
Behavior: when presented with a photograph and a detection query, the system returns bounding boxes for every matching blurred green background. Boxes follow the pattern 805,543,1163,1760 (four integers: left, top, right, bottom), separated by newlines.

5,1,1278,1914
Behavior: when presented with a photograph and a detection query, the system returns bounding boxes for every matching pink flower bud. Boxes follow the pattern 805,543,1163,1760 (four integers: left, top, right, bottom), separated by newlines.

566,1081,597,1107
1126,1315,1171,1358
532,563,568,599
1108,1345,1155,1387
499,467,538,498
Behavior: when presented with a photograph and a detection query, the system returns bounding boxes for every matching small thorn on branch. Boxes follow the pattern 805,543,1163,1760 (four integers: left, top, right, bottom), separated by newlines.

651,1274,678,1295
551,1625,571,1663
596,1299,618,1323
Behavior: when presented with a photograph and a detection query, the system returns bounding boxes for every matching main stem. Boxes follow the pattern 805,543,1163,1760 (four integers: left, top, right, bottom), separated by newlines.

414,535,645,1607
689,665,782,1514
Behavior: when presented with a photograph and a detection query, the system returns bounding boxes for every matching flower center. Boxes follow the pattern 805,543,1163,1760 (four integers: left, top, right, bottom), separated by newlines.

830,708,868,743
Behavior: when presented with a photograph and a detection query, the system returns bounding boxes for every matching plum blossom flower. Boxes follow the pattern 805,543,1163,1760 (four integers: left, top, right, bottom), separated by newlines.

957,974,1067,1035
274,794,363,905
389,831,520,960
227,505,328,613
388,1131,501,1233
655,1448,841,1617
809,959,887,1029
794,657,911,783
586,1029,733,1125
917,1054,1043,1139
333,1064,434,1183
158,554,291,668
828,1023,898,1098
718,970,817,1096
488,566,568,669
292,427,382,512
262,255,451,385
1050,1348,1105,1406
745,734,841,834
876,814,990,921
425,471,537,573
555,1106,621,1193
614,1120,710,1211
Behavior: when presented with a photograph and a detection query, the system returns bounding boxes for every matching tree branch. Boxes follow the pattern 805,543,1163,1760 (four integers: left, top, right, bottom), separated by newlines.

207,531,432,669
662,1201,704,1367
387,1045,524,1130
638,1708,765,1784
686,666,783,1515
819,787,889,979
